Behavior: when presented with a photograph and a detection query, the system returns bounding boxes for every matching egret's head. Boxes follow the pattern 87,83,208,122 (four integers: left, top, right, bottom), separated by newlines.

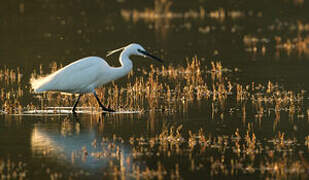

124,43,145,56
107,43,163,63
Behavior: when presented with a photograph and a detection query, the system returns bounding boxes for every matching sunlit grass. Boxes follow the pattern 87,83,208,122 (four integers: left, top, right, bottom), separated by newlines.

1,56,307,126
1,56,309,179
23,56,236,117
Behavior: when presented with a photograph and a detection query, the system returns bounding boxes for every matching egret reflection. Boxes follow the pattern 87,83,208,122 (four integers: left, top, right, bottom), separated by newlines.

30,117,132,172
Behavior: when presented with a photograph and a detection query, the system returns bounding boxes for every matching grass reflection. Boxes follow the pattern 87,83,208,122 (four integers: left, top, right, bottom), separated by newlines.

25,117,309,179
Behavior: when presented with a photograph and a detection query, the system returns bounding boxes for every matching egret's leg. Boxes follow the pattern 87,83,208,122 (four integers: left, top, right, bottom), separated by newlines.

72,94,82,113
93,91,115,112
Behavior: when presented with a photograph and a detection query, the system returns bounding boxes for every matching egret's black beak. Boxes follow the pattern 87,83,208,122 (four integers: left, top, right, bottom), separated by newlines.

138,49,163,63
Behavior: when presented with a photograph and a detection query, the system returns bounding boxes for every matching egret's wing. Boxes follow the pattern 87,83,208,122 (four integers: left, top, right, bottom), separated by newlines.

31,57,109,93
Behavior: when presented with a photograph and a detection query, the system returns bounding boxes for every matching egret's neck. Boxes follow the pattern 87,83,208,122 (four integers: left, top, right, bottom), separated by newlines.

120,51,133,68
110,51,133,80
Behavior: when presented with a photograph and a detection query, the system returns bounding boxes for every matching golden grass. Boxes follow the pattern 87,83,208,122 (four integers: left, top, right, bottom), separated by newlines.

1,57,308,179
0,56,307,126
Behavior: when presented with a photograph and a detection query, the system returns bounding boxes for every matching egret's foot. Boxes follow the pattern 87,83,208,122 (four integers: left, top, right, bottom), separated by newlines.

72,94,82,114
101,107,116,112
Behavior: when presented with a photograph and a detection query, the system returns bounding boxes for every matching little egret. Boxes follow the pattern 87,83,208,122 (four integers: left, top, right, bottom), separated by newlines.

31,43,163,113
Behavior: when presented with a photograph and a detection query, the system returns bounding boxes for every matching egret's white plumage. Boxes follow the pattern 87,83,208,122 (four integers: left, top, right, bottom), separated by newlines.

30,43,163,113
31,56,130,93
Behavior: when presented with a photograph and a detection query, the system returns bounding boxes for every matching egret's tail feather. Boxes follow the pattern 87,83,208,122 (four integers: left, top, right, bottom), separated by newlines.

30,77,45,93
30,75,55,93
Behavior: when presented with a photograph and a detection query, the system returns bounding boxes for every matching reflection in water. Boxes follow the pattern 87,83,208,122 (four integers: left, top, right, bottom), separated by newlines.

25,114,309,179
27,115,155,179
31,126,64,156
244,34,309,57
0,159,27,179
30,117,132,172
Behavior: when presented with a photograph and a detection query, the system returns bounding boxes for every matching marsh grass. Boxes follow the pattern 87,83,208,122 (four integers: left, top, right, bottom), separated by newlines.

23,56,309,178
0,66,23,114
1,56,307,127
1,56,309,179
24,56,235,117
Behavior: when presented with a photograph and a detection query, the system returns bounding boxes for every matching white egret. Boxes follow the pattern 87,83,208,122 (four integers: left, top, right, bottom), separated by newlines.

31,43,163,113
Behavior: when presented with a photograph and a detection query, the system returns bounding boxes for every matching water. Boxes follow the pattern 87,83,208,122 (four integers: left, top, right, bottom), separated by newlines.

1,0,309,179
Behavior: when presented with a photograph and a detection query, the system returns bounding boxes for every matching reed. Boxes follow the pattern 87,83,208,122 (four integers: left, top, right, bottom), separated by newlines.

1,56,307,126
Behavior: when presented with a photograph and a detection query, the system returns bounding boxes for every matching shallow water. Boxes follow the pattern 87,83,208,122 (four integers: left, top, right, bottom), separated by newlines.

1,0,309,179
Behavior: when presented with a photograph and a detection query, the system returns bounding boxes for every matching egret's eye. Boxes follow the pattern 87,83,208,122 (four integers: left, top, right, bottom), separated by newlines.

137,49,143,53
